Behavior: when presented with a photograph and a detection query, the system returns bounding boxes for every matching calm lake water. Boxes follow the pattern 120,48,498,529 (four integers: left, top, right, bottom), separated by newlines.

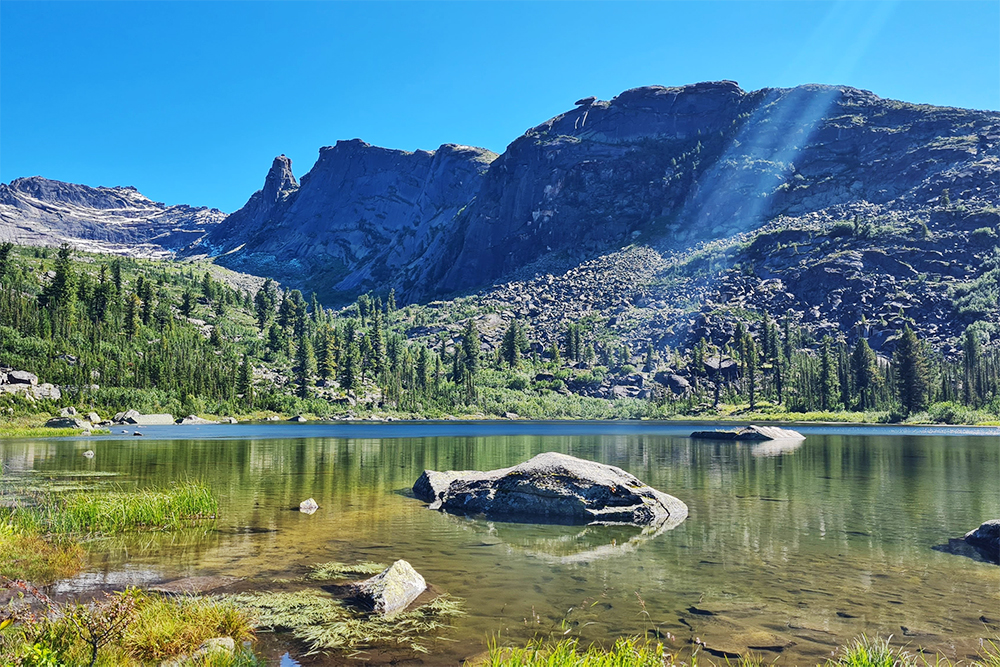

2,422,998,665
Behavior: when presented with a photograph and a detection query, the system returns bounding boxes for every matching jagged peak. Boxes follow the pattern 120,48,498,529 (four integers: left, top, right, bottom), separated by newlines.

263,154,298,198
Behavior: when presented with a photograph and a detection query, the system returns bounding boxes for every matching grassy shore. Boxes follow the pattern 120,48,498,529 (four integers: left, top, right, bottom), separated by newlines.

480,635,1000,667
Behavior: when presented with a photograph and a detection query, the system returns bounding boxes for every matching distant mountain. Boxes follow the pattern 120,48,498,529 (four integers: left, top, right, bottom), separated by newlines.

187,81,998,307
0,177,225,256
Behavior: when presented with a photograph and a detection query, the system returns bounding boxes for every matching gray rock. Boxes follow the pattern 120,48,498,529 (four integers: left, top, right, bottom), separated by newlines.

964,520,1000,563
45,417,91,429
194,637,235,657
59,406,77,417
299,498,319,514
690,426,805,441
86,412,101,424
351,560,426,616
123,412,173,425
7,371,37,385
289,415,308,422
413,452,688,527
180,415,218,425
82,450,95,458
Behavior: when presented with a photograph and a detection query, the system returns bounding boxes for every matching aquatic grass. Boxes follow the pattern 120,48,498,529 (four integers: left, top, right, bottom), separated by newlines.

306,560,386,581
4,482,217,535
480,636,672,667
223,589,464,654
978,639,1000,667
0,521,85,583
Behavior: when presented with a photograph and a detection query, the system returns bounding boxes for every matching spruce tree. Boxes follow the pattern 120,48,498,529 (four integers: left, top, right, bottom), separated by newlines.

237,354,254,408
851,338,880,410
895,325,931,415
819,336,838,411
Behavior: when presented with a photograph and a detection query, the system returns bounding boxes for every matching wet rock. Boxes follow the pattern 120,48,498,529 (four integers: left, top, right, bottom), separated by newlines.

351,560,426,616
690,425,804,441
289,415,308,422
413,452,687,527
964,519,1000,563
82,450,95,458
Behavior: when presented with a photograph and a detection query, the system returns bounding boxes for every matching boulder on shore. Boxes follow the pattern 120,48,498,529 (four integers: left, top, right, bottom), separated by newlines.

413,452,688,527
45,417,92,429
350,560,426,616
964,520,1000,563
115,410,174,425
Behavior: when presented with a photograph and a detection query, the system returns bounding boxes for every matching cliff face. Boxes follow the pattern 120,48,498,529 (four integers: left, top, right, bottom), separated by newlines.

196,82,997,305
418,82,998,299
0,177,224,256
194,141,496,300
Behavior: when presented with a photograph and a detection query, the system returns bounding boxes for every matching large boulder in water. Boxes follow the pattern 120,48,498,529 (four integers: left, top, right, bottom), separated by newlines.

965,520,1000,563
351,560,426,615
413,452,687,527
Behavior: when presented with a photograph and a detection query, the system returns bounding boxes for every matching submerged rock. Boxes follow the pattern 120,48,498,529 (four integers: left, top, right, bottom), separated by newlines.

413,452,687,527
965,520,1000,563
351,559,426,615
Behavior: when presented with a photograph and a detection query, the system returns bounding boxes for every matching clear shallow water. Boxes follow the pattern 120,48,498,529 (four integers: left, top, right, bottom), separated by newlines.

2,422,998,665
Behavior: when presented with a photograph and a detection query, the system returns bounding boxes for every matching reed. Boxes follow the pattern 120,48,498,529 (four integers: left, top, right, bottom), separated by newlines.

4,482,217,535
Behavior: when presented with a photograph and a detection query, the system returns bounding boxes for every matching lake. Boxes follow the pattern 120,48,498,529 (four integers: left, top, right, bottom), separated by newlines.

2,421,998,664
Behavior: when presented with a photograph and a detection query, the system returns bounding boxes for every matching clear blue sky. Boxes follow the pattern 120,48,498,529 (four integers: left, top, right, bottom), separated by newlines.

2,1,997,212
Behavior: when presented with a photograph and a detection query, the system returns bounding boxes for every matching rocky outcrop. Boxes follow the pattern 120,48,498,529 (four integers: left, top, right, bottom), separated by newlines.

413,452,688,526
0,367,61,402
350,560,426,615
114,410,174,425
0,177,224,256
188,141,496,300
964,520,1000,563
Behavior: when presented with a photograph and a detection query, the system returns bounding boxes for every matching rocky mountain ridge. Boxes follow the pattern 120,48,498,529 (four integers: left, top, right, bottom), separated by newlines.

0,176,225,257
188,81,997,309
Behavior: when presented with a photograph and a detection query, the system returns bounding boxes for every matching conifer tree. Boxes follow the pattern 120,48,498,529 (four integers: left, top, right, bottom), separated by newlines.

819,336,838,411
895,325,931,414
296,334,316,398
237,354,254,408
851,338,881,410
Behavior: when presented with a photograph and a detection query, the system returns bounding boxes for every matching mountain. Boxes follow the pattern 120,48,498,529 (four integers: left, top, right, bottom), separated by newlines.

184,142,496,302
189,82,998,312
0,177,225,256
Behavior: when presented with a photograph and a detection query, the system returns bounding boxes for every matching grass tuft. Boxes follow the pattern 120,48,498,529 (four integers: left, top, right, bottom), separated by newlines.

481,636,671,667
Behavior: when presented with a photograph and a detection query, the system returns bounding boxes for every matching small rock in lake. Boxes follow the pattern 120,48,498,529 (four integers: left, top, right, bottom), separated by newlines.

351,559,426,615
133,431,143,437
299,497,319,514
82,450,95,458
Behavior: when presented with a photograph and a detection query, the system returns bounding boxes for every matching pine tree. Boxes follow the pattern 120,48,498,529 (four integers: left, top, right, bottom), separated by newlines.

819,336,838,411
296,334,316,398
895,325,931,415
851,338,880,411
124,293,141,338
963,327,983,406
501,321,525,367
237,354,254,408
744,333,759,409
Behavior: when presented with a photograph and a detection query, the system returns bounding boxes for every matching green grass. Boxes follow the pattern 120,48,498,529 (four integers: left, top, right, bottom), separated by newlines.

0,587,259,667
3,482,217,535
479,637,672,667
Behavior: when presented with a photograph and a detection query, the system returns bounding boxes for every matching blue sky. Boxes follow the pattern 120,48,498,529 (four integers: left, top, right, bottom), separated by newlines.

2,1,998,212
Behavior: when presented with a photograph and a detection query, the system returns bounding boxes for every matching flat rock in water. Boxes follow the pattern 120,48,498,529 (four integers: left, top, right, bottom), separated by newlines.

413,452,687,527
965,519,1000,563
351,560,426,616
150,576,241,595
45,417,91,429
180,415,218,425
690,425,804,441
